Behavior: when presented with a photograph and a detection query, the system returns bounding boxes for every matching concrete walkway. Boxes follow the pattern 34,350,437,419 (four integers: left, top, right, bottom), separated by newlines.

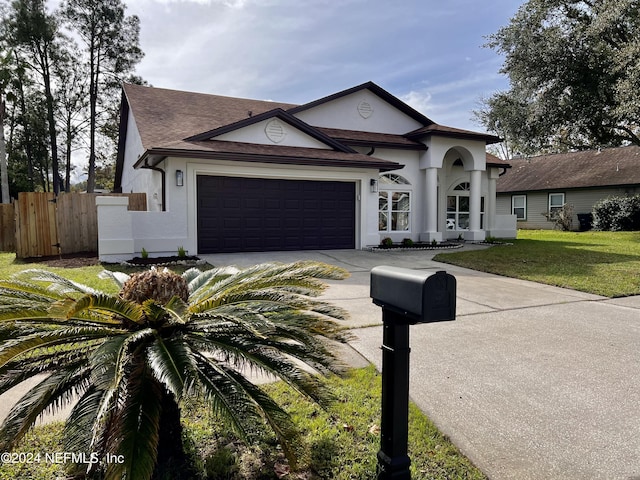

201,248,640,480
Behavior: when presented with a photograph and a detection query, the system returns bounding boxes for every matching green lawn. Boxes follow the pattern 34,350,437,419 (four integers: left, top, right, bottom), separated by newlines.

435,230,640,297
0,253,486,480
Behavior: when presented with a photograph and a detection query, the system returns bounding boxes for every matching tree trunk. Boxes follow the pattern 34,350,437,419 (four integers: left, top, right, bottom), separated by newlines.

152,388,195,480
0,91,9,204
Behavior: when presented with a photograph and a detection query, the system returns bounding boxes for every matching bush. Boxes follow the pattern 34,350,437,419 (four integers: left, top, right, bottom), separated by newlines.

592,194,640,231
380,237,393,248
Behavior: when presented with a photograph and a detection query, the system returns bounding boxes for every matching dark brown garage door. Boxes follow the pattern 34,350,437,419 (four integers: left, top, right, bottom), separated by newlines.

197,176,355,253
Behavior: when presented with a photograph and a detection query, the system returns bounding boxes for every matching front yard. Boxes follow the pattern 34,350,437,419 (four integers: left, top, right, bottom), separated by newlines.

0,253,486,480
435,230,640,297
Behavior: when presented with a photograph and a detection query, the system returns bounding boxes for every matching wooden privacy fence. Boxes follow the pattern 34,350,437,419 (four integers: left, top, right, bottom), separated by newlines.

0,203,16,253
7,192,146,258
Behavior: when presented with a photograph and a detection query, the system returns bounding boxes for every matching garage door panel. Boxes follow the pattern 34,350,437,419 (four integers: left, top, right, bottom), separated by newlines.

197,176,355,253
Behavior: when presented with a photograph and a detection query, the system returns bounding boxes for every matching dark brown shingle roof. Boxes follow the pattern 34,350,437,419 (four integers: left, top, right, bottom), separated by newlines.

123,83,296,149
496,146,640,193
316,127,427,150
122,83,404,172
406,124,502,144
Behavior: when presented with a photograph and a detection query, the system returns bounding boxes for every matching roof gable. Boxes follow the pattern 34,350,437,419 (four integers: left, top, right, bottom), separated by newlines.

287,81,431,134
496,146,640,193
185,108,356,152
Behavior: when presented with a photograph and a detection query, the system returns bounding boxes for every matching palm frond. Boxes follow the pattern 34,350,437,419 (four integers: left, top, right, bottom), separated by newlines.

184,331,334,407
0,326,121,367
10,269,98,296
145,335,194,400
0,366,90,450
49,293,145,324
190,352,262,441
186,265,240,298
98,269,131,288
224,367,300,466
63,386,109,453
103,363,162,480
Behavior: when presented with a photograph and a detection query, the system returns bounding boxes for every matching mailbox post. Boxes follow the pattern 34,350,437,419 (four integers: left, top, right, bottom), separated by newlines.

370,267,456,480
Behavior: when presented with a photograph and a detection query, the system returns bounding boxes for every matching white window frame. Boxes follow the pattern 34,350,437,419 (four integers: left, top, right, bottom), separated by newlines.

378,174,412,233
447,183,485,231
512,195,527,220
548,193,565,219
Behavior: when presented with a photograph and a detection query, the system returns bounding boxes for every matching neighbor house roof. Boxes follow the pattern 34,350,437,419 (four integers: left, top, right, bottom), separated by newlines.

496,146,640,193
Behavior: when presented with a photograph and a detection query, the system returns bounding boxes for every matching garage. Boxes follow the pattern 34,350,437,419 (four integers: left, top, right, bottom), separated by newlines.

197,175,356,253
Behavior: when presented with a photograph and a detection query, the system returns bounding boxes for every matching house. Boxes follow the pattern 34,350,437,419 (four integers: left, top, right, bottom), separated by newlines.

496,146,640,230
97,81,516,261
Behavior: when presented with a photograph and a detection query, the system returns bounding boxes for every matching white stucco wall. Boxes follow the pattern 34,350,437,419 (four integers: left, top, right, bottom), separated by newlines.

215,118,332,149
293,90,423,134
120,109,163,211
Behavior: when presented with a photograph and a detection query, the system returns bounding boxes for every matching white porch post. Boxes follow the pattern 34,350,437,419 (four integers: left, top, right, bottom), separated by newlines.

486,172,497,234
465,169,486,241
420,167,442,242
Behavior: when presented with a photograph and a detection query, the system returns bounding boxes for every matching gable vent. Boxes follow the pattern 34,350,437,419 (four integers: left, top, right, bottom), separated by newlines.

265,119,286,143
357,100,374,119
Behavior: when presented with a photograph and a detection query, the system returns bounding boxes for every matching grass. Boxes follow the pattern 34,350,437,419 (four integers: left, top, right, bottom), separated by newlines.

434,230,640,297
0,253,486,480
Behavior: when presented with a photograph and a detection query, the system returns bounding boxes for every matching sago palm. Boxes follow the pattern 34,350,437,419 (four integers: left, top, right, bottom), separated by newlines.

0,261,350,479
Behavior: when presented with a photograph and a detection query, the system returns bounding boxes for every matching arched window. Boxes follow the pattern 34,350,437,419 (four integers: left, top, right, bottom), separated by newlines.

379,174,411,185
378,174,411,232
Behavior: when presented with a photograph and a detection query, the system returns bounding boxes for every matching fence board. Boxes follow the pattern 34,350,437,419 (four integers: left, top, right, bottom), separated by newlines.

0,203,15,252
15,192,58,258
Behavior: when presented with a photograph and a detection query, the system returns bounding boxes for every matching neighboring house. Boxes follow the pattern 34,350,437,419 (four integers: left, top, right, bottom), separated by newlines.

496,146,640,230
98,81,516,261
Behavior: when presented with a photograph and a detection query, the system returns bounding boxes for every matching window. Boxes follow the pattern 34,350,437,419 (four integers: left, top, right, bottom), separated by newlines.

447,182,484,230
379,174,411,185
378,174,411,232
512,195,527,220
548,193,565,219
379,191,411,231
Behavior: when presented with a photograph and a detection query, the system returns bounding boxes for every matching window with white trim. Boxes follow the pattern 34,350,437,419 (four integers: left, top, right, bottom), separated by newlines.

512,195,527,220
548,193,565,219
446,182,484,230
378,174,411,232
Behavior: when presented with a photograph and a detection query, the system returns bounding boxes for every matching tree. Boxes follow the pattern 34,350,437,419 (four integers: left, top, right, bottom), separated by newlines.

479,0,640,155
53,43,89,192
0,51,12,203
0,262,349,479
9,0,62,194
61,0,143,193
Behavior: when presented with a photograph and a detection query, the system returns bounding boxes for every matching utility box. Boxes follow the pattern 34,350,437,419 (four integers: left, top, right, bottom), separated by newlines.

370,266,456,324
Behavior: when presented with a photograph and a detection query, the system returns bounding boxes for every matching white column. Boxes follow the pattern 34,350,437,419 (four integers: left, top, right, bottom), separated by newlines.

465,169,485,241
420,167,442,242
96,196,134,262
487,174,497,234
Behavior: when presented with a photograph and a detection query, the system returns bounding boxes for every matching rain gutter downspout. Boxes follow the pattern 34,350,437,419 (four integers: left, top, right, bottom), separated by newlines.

141,159,166,212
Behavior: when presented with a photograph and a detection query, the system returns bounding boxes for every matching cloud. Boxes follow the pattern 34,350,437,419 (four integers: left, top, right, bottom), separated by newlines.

400,90,433,116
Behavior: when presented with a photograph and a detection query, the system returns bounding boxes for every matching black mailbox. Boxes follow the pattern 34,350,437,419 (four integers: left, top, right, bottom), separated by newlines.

370,266,456,324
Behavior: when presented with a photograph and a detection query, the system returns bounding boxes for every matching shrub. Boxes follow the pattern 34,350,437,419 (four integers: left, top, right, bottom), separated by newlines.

380,237,393,248
401,238,414,247
592,194,640,231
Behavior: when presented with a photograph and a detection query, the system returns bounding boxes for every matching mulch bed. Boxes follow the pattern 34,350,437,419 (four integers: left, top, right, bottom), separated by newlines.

24,253,101,268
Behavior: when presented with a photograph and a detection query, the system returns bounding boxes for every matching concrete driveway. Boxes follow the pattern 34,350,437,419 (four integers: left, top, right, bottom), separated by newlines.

201,248,640,480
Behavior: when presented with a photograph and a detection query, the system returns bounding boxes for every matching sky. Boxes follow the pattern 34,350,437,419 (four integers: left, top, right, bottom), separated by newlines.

122,0,523,133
